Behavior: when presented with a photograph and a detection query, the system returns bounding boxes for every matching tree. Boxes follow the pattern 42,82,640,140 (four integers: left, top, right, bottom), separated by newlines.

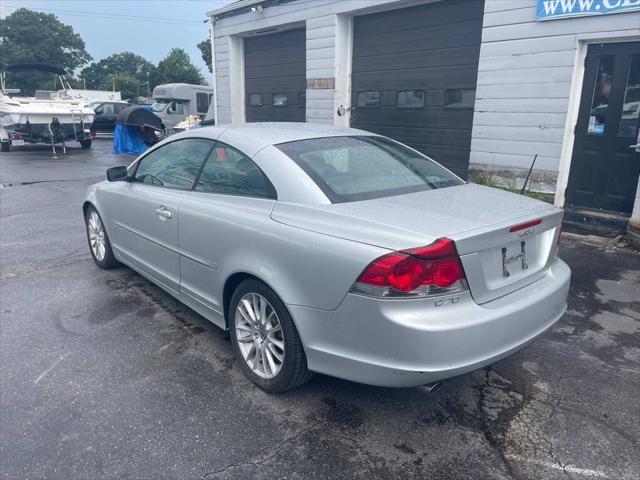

157,48,205,85
81,52,157,99
197,39,212,73
110,73,141,101
0,8,92,95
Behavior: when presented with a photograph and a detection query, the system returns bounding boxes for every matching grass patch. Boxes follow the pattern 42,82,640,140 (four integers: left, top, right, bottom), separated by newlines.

469,171,547,201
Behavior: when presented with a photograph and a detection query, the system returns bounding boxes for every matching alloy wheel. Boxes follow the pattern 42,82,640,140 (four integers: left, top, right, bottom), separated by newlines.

87,211,106,261
234,293,285,379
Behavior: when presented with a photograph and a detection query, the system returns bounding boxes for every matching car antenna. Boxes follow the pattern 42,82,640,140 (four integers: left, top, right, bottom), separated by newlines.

520,154,538,195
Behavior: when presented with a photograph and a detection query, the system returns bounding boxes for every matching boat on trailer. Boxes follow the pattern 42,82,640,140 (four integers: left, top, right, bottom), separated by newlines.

0,63,95,155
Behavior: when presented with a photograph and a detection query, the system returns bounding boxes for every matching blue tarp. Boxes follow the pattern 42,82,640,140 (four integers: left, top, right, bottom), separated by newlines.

112,124,147,155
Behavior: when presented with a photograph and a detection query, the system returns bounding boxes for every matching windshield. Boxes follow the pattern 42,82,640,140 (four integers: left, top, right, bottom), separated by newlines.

276,136,463,203
151,99,170,112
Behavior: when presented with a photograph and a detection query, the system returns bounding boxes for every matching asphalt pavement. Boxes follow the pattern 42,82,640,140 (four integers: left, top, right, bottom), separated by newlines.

1,140,639,479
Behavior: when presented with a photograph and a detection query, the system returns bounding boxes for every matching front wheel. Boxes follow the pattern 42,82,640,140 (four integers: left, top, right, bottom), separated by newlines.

80,139,92,149
84,206,120,269
229,279,313,392
0,141,9,152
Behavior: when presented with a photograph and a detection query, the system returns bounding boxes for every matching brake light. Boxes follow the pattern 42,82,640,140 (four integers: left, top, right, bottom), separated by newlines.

351,238,468,298
509,219,542,233
12,133,22,140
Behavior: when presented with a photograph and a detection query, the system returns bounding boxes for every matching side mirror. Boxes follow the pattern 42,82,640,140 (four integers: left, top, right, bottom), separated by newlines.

106,166,129,182
94,108,103,115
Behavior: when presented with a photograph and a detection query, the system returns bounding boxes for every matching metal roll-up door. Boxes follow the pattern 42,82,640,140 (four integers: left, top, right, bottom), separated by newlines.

350,0,484,179
244,28,306,122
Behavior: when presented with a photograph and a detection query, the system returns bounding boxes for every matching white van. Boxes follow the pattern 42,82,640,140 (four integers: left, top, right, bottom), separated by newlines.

151,83,213,131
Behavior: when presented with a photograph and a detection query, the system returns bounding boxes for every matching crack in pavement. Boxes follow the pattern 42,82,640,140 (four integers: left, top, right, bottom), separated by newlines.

476,368,520,479
200,421,321,479
0,179,81,188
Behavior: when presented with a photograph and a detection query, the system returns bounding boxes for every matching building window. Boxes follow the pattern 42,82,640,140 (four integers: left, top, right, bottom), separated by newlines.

397,90,425,108
444,89,476,109
249,93,262,106
618,54,639,138
588,57,614,136
356,91,380,108
273,93,288,106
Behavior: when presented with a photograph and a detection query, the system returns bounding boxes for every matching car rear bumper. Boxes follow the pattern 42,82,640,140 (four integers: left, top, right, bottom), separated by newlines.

289,258,570,387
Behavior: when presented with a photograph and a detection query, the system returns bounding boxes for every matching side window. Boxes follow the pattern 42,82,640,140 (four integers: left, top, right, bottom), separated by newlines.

397,90,424,108
102,103,115,115
356,91,380,108
195,142,274,198
168,101,185,115
249,93,262,106
196,92,209,114
272,93,288,106
444,89,476,109
134,139,214,189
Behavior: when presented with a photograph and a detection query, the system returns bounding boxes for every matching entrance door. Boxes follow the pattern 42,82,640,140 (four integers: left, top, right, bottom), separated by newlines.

566,42,640,214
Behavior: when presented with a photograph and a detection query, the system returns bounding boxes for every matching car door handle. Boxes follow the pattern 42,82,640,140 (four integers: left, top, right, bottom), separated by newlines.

155,206,172,219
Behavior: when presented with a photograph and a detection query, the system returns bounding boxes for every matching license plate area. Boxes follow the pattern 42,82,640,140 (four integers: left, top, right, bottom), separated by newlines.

12,139,25,146
501,239,529,279
488,235,545,289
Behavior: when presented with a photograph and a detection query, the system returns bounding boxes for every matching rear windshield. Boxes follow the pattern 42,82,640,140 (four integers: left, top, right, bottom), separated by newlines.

276,136,463,203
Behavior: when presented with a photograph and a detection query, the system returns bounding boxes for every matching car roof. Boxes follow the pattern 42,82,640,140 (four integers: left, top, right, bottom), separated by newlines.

174,122,378,157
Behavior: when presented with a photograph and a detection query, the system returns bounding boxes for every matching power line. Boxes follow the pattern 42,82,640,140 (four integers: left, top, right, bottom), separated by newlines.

1,4,206,25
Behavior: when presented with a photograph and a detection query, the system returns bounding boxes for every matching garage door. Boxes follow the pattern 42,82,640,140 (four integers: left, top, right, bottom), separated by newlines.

244,28,306,122
350,0,484,179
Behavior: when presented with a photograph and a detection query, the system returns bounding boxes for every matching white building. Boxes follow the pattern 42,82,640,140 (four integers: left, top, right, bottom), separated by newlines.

207,0,640,239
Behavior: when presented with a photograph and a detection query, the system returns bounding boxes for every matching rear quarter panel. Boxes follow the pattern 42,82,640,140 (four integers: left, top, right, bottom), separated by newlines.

178,193,389,312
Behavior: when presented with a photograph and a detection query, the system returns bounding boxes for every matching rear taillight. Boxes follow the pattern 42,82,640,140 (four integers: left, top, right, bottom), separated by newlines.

351,238,468,298
12,133,22,140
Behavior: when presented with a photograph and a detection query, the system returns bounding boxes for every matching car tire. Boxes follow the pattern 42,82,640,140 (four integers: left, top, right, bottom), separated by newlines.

80,139,92,149
84,206,120,269
229,279,314,392
1,141,10,152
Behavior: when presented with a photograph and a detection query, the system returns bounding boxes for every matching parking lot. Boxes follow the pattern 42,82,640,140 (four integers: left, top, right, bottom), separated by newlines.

1,139,639,480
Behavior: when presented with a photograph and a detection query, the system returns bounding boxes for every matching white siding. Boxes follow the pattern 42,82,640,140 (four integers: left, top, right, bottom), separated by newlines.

210,0,442,125
470,2,640,176
213,36,232,124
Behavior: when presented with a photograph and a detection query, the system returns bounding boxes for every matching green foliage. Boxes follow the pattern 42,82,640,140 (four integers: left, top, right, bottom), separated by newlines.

157,48,205,85
81,52,157,99
469,170,547,201
197,39,212,73
470,171,499,187
0,8,92,95
112,73,142,101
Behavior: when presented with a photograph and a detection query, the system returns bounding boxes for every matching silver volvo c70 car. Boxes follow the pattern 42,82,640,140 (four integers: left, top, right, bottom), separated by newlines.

84,123,570,392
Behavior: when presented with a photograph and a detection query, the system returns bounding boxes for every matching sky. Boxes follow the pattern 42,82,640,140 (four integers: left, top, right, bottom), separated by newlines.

0,0,235,82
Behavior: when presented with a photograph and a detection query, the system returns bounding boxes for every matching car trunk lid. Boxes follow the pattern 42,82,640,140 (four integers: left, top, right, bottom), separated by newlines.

271,183,563,303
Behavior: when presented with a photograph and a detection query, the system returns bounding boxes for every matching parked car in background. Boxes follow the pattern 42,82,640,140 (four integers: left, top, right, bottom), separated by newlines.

151,83,213,131
83,123,570,393
89,101,129,135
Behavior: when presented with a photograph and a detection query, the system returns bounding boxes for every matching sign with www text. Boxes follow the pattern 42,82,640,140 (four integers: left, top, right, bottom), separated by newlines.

537,0,640,20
